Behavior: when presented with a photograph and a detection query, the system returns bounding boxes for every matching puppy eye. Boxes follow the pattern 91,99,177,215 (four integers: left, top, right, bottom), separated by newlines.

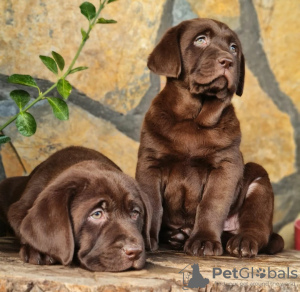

195,35,207,45
230,43,237,53
90,209,103,220
130,209,140,220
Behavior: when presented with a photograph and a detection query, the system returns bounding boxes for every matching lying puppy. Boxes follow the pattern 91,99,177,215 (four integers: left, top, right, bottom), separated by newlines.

136,18,284,257
0,146,152,271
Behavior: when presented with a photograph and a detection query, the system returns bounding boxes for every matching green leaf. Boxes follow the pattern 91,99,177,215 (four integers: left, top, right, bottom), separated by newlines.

97,17,117,24
47,97,69,120
81,28,89,40
57,79,72,100
39,55,58,75
108,0,118,3
0,135,11,145
8,74,38,89
68,66,88,75
80,2,96,22
10,90,30,110
16,112,37,137
51,51,65,71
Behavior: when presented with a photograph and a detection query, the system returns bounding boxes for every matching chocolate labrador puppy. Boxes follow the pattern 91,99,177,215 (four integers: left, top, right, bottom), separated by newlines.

0,146,152,271
136,18,284,257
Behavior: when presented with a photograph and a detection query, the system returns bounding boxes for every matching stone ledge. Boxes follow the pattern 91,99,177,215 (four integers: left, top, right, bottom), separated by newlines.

0,237,300,291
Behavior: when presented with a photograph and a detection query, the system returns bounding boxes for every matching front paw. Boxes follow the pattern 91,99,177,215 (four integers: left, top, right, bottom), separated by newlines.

160,228,191,250
226,234,259,258
20,244,57,265
184,232,223,256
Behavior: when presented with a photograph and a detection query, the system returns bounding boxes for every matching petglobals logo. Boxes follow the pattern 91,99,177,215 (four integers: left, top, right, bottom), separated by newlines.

212,267,298,280
179,264,298,290
179,263,209,290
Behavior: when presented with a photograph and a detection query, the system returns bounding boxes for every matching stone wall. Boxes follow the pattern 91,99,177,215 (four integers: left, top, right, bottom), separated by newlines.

0,0,299,247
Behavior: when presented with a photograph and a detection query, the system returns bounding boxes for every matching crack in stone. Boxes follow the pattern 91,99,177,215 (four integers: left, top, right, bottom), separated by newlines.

69,0,174,141
0,154,6,182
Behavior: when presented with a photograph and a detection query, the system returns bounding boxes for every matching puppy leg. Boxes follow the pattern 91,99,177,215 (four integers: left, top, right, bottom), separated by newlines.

136,156,163,251
184,159,243,256
20,244,57,265
226,162,284,257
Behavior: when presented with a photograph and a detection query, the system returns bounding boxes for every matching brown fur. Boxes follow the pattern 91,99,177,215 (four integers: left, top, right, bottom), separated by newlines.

136,18,284,257
0,146,152,271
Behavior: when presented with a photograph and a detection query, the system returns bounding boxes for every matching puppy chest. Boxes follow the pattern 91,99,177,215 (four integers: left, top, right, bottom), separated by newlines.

161,162,208,222
169,125,236,155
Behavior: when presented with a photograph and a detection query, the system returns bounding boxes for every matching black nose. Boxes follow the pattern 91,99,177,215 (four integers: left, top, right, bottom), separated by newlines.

123,245,143,261
218,57,233,69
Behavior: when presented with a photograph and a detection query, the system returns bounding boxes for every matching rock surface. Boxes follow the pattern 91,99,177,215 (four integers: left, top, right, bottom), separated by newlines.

0,101,139,178
187,0,240,29
253,0,300,113
0,237,300,292
232,67,295,183
0,0,166,114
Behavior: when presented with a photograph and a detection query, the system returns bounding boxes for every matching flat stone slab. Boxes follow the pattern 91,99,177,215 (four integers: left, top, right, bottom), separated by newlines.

0,237,300,291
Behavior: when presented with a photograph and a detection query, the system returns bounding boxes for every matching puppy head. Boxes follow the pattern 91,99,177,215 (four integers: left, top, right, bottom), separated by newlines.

72,167,151,272
19,161,152,272
148,18,245,98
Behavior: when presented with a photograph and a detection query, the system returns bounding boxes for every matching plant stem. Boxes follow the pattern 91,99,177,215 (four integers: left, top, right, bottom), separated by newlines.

0,1,106,132
0,83,57,131
63,2,105,77
0,116,18,132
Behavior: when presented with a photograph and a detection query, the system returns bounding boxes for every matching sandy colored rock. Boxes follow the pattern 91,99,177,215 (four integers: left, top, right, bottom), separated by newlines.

273,195,296,227
186,0,240,29
0,0,166,114
0,103,139,178
0,143,25,177
232,67,295,182
0,237,300,291
253,0,300,112
279,213,300,250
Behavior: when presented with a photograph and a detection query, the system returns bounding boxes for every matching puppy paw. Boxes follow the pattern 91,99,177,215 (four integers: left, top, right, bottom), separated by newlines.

20,244,57,265
169,229,191,250
184,233,223,256
150,238,159,251
160,228,191,250
226,234,258,258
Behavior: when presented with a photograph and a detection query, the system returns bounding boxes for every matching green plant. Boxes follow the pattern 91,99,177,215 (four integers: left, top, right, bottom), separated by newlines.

0,0,117,145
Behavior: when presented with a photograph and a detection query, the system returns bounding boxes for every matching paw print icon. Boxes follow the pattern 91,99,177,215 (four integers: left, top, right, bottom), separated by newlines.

256,268,266,278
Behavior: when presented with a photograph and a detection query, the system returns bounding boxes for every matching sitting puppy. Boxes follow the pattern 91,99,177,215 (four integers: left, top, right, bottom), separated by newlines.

136,18,284,257
0,146,152,271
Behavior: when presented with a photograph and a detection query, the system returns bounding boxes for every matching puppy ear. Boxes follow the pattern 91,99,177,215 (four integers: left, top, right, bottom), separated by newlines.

147,25,181,78
19,179,79,265
236,53,245,96
139,190,153,250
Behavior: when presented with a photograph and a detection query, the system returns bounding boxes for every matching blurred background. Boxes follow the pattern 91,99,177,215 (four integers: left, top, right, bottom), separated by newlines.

0,0,299,248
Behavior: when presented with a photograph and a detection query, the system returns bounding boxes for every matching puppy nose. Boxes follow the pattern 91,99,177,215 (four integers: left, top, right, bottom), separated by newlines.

218,57,233,69
123,245,143,261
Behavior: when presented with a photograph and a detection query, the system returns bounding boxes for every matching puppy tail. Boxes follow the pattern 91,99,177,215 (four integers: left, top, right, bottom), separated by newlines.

264,232,284,255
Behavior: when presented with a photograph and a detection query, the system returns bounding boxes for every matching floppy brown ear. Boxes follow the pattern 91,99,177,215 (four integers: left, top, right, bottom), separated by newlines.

147,25,181,78
19,179,80,265
138,190,153,250
236,53,245,96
